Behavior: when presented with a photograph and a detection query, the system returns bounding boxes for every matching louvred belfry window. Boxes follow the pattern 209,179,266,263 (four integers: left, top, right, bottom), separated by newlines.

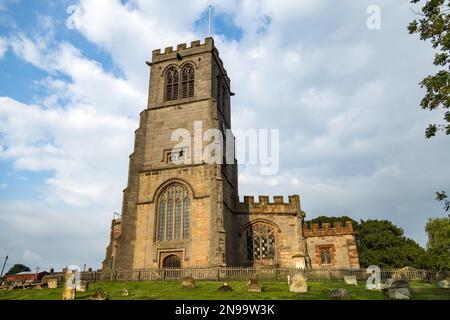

181,64,194,98
246,223,276,261
157,184,190,241
165,67,179,101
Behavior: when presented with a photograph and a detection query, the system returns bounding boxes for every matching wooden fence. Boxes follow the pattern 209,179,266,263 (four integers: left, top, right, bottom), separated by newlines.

43,267,438,283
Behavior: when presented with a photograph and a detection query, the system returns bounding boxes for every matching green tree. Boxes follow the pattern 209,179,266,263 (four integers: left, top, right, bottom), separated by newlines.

408,0,450,138
408,0,450,212
425,217,450,270
5,264,31,275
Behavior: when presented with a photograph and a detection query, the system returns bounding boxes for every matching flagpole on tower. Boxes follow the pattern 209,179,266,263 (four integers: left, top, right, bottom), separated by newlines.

208,5,212,36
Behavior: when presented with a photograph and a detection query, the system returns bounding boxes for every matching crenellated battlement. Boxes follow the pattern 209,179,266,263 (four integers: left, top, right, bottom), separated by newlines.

234,195,303,215
303,221,356,237
151,37,216,63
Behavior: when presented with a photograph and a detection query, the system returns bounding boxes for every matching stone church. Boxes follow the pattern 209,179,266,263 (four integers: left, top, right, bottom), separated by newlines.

102,37,360,270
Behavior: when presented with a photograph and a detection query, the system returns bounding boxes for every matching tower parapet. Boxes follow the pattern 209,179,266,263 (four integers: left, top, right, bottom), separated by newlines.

235,195,303,215
151,37,220,64
303,221,356,237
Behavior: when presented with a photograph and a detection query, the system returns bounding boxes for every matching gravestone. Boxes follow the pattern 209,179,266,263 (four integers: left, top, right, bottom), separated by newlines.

47,278,58,289
247,277,262,293
384,278,411,300
90,288,109,300
76,280,89,292
217,283,233,292
329,288,350,300
344,275,358,286
181,276,196,289
289,273,308,293
62,269,76,300
385,287,411,300
438,279,449,289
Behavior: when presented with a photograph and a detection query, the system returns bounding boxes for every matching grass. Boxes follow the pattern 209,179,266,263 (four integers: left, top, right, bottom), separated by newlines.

0,281,448,300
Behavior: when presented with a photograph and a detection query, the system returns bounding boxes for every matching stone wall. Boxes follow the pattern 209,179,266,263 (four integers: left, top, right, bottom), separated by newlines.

304,222,360,269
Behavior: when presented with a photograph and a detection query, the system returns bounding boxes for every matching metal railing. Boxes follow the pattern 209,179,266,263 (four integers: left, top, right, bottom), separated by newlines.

42,267,438,283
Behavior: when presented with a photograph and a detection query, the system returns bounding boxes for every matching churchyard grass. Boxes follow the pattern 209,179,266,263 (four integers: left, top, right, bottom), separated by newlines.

0,281,448,300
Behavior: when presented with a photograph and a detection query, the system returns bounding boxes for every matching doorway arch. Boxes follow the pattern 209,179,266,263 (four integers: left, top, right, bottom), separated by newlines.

163,254,181,268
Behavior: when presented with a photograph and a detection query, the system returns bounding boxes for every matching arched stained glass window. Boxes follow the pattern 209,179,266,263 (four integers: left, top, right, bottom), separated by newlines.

157,183,190,241
165,67,179,101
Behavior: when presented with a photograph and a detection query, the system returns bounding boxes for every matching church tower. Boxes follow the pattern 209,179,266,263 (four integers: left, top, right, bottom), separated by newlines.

103,37,359,271
103,37,238,269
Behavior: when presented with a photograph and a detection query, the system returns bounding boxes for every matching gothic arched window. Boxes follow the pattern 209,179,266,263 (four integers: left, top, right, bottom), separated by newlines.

181,64,194,99
157,184,190,241
246,222,277,262
165,67,179,101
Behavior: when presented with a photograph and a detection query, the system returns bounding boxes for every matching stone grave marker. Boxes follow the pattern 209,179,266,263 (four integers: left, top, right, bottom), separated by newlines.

329,288,350,300
181,276,196,289
47,278,58,289
247,276,262,293
217,283,233,292
90,288,109,300
289,273,308,293
344,275,358,286
76,280,89,292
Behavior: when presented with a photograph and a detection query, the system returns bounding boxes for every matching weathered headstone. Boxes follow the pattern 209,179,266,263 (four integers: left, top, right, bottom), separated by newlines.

181,276,196,289
76,280,89,292
385,287,411,300
90,288,109,300
329,288,350,300
344,275,358,286
47,278,58,289
247,277,262,293
438,279,449,289
217,283,233,292
62,269,76,300
289,273,308,293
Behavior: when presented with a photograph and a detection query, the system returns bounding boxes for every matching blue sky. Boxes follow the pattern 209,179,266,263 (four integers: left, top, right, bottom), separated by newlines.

0,0,449,272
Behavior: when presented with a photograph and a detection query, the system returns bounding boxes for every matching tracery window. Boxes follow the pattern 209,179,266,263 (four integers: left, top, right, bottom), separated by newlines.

157,184,190,240
246,223,276,261
181,64,195,98
165,67,179,101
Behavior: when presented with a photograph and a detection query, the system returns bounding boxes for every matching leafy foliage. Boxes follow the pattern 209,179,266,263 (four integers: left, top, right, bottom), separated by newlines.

5,264,31,276
436,191,450,212
357,220,432,269
425,217,450,270
408,0,450,138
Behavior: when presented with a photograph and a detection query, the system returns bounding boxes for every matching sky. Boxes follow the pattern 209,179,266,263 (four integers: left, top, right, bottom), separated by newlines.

0,0,449,272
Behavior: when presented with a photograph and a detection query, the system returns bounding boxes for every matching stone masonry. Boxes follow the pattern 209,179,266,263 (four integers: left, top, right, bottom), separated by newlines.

102,37,360,270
